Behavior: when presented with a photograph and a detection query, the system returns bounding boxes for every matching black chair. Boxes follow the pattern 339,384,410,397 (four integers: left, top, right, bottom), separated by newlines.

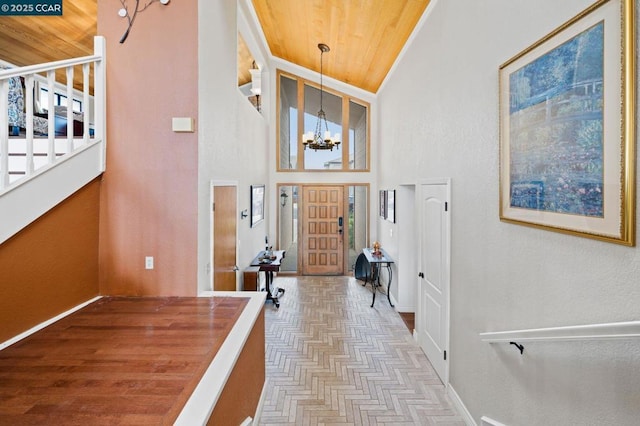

354,252,370,286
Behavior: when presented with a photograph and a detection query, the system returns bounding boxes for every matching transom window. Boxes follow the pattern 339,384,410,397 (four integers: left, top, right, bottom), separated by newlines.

277,70,369,171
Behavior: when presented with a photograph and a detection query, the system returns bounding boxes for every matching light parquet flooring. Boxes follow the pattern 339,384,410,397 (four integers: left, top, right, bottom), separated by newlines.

260,276,464,426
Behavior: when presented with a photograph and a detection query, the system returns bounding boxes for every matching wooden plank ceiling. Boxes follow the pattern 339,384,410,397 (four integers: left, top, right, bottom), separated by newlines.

0,0,429,94
251,0,430,93
0,0,96,90
238,32,256,87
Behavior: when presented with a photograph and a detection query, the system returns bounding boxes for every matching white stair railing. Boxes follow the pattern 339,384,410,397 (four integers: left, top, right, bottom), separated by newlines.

0,36,106,245
0,80,8,188
0,36,106,191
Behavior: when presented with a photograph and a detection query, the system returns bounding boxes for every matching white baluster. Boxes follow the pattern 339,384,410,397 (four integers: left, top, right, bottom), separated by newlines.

24,75,35,176
46,70,55,164
0,79,9,189
93,36,107,170
66,66,74,153
83,63,90,144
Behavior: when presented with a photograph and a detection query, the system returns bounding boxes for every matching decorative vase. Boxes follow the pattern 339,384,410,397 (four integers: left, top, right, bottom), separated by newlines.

372,241,381,254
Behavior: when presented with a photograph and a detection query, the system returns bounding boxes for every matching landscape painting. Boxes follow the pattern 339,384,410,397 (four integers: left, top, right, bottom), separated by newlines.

499,0,635,245
508,22,604,217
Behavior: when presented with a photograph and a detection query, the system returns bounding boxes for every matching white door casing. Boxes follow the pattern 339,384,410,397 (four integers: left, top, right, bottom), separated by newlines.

417,179,451,385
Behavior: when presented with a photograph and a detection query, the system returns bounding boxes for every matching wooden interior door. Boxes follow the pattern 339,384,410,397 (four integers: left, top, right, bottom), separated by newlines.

301,185,344,275
213,185,237,291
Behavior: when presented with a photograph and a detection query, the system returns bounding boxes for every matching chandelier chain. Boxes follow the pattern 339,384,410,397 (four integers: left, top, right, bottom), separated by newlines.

302,43,341,151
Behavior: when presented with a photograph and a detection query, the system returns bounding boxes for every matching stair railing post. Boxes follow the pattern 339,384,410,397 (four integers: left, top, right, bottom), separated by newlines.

0,80,9,189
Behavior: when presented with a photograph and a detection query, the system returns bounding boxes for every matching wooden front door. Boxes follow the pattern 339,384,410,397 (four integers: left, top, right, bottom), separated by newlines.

301,185,344,275
213,185,237,291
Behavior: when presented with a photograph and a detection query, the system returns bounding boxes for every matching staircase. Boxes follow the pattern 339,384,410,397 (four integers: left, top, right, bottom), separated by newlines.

0,37,106,244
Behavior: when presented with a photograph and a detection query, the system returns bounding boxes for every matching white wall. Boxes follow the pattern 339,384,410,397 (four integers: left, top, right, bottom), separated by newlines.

394,184,417,312
197,0,271,294
198,1,381,289
377,0,640,424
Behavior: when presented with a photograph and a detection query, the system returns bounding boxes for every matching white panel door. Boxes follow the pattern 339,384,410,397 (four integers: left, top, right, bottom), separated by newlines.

417,181,450,384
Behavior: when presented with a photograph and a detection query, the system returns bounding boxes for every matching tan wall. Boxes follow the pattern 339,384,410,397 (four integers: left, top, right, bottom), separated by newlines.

97,0,198,296
0,179,100,343
208,308,266,425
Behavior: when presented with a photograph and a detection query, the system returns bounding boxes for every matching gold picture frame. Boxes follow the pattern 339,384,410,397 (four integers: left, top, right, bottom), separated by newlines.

499,0,636,246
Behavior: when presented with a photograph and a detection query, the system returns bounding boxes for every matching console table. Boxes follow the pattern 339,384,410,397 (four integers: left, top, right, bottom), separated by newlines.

362,247,395,308
249,250,286,308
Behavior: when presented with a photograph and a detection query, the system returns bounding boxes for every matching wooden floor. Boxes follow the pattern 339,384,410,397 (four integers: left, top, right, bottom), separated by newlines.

261,276,463,425
0,296,249,425
0,279,457,425
399,312,415,333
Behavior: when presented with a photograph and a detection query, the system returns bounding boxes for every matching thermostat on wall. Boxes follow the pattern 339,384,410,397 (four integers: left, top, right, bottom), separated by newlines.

172,117,195,133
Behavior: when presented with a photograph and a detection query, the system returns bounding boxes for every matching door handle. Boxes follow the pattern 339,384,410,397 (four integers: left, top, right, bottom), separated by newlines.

233,265,239,271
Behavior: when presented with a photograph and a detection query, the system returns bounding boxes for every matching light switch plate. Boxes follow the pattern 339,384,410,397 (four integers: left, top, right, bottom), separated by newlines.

172,117,195,133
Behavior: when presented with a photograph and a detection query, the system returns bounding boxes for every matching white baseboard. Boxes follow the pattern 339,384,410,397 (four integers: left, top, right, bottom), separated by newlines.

0,295,102,351
447,384,476,426
252,381,267,424
389,292,399,308
394,305,415,312
480,416,507,426
390,293,415,313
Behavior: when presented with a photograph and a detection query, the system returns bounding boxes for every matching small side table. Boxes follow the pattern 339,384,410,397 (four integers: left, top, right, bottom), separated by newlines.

362,248,395,308
250,250,286,308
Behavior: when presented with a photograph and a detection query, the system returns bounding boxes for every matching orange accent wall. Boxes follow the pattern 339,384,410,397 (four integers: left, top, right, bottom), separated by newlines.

0,179,100,343
208,308,266,425
97,1,198,296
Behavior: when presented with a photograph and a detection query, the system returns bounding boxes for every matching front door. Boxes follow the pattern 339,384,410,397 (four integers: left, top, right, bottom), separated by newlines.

213,185,237,291
301,185,344,275
417,180,450,384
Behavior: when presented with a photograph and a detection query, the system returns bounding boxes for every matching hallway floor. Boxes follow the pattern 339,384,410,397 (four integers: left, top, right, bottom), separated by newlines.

260,276,463,425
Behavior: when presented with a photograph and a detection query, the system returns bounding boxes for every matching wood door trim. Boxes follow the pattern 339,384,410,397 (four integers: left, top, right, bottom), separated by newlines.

212,182,238,292
276,182,371,275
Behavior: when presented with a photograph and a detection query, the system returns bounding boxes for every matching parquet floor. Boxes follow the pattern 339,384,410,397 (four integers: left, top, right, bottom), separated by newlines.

260,276,464,426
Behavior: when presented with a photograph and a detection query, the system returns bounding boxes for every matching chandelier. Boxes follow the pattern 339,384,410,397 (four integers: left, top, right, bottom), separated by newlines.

302,43,341,151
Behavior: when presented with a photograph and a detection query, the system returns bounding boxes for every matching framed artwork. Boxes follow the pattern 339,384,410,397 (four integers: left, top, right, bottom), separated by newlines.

250,185,265,228
499,0,635,246
386,190,396,223
379,190,386,218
